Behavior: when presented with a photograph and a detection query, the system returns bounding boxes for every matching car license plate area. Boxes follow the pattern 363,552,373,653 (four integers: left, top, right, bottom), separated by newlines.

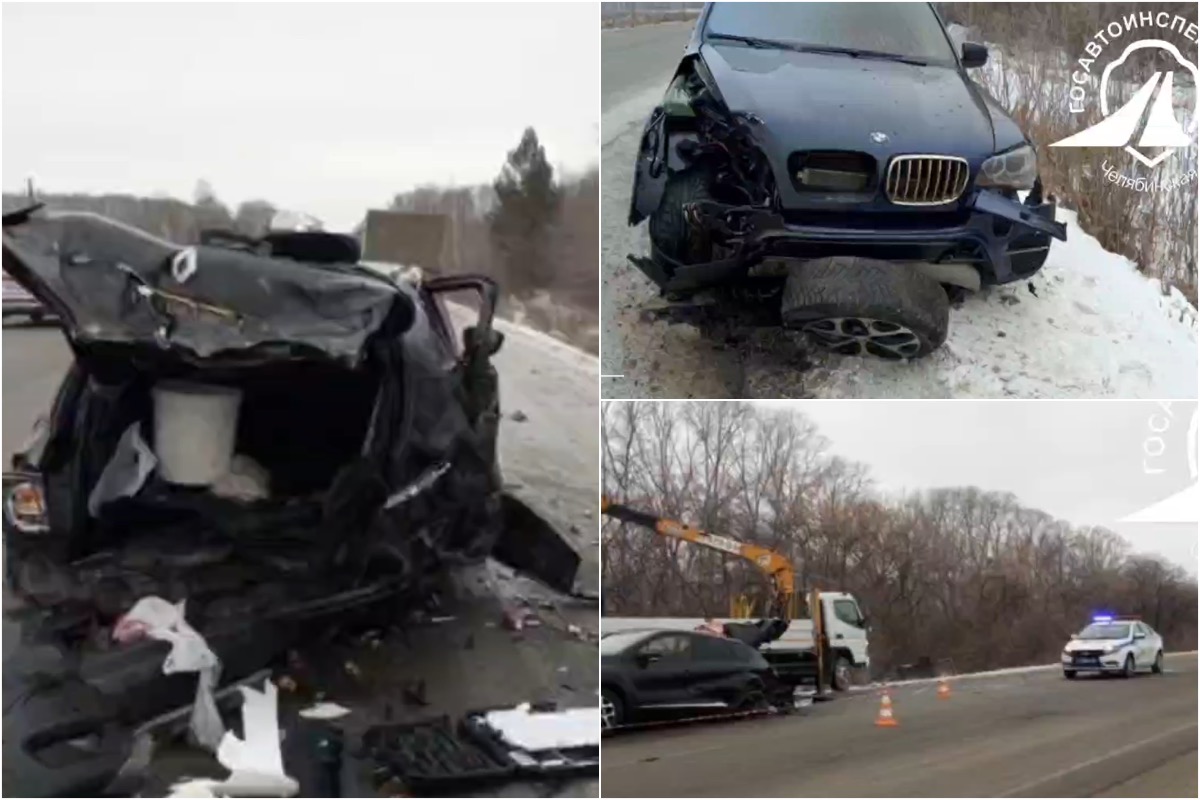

1074,656,1099,666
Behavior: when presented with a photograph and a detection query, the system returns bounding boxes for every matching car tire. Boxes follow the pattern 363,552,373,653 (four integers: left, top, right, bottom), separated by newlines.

1152,651,1163,675
734,681,768,712
648,169,715,266
1063,669,1076,680
831,655,853,691
781,256,950,359
1121,654,1135,678
601,687,624,730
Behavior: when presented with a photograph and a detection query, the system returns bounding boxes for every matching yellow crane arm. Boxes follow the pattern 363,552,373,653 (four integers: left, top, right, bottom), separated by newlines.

601,496,796,619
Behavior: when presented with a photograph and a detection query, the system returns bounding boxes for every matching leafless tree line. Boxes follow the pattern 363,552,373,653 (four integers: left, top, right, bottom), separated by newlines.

602,402,1197,677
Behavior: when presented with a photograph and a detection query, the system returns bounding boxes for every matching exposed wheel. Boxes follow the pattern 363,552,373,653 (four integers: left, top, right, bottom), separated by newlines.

1063,670,1077,680
648,169,715,266
831,656,853,691
734,681,768,712
1152,651,1163,674
601,687,624,730
781,256,950,359
1121,654,1135,678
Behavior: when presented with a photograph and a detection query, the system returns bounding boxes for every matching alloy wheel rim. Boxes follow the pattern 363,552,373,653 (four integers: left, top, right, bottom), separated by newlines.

803,317,922,360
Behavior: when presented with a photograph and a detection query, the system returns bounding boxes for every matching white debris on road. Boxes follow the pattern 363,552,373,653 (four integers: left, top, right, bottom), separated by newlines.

113,596,225,751
484,703,601,751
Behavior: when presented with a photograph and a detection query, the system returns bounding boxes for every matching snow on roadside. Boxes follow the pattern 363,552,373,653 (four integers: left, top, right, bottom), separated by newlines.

849,649,1200,693
808,208,1197,399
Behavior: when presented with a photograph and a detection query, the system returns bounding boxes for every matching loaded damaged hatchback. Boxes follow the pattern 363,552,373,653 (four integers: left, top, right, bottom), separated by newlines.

0,205,586,796
628,1,1066,359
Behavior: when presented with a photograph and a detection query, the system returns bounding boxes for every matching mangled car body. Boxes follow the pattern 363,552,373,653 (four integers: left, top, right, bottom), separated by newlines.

1,205,581,796
628,1,1067,358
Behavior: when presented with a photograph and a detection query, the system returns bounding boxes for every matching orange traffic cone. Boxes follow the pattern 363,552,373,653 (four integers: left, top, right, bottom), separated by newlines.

937,679,951,700
875,691,899,727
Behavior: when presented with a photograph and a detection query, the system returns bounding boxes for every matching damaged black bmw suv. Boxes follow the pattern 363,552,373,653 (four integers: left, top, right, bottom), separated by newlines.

629,1,1067,359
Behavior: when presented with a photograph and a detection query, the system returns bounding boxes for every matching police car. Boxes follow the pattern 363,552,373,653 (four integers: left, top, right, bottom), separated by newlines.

1061,615,1165,679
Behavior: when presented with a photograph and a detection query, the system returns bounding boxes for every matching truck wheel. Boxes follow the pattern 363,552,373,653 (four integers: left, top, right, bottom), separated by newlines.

1121,654,1135,678
781,256,950,359
1152,651,1163,674
648,169,715,266
601,687,624,729
831,656,853,691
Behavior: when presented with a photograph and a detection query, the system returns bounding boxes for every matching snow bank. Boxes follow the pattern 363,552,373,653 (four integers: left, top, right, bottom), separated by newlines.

810,208,1197,399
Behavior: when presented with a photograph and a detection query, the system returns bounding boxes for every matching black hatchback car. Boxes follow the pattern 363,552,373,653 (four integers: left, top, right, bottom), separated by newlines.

628,1,1066,359
600,629,787,729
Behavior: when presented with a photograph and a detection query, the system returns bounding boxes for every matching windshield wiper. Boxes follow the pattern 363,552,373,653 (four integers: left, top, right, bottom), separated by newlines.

706,32,804,52
796,44,929,66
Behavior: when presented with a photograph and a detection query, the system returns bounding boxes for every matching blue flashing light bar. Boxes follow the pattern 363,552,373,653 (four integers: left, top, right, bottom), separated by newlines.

1092,614,1113,622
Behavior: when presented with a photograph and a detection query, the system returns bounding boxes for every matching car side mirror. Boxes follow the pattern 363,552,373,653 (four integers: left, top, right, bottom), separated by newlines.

1133,632,1145,640
961,42,988,69
1069,633,1079,639
636,653,661,668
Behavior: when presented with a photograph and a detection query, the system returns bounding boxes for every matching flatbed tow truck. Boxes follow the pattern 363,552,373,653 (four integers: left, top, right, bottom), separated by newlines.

599,498,870,693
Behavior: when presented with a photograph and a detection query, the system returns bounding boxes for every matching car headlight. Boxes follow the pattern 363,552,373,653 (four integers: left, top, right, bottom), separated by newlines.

1102,644,1120,654
976,144,1037,190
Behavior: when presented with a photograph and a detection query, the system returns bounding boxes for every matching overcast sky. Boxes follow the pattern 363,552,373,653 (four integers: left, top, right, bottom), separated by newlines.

2,3,598,230
765,400,1198,573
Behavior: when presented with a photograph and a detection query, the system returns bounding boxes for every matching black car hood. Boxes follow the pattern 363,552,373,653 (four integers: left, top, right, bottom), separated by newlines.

1,207,414,367
701,43,997,158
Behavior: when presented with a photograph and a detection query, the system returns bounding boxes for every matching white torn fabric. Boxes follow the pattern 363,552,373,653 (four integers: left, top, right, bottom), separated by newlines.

113,596,224,751
211,454,271,502
298,701,351,720
483,703,601,751
165,680,298,798
87,422,157,516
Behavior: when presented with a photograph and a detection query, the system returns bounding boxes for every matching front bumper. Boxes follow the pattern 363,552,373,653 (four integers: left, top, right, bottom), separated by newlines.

633,188,1066,295
1062,652,1126,671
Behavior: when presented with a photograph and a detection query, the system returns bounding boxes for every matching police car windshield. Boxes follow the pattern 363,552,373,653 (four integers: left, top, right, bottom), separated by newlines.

1078,623,1130,640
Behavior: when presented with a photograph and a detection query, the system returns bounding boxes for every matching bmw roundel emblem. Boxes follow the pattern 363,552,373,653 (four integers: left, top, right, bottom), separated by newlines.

870,131,889,144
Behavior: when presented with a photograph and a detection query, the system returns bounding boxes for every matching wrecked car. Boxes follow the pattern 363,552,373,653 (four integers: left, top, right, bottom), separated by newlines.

1,204,583,796
628,1,1067,359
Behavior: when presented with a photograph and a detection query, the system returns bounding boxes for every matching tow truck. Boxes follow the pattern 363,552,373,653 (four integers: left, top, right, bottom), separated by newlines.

599,497,870,691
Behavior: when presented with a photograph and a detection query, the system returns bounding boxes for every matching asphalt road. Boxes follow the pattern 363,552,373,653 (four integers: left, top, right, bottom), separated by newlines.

602,655,1199,798
1,316,600,796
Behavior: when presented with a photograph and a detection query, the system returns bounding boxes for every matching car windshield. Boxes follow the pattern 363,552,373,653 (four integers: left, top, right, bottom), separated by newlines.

1077,623,1131,640
600,631,654,655
704,2,957,64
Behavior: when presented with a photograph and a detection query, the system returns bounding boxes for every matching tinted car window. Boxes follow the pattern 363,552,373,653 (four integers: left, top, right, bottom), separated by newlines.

639,634,693,661
705,2,956,64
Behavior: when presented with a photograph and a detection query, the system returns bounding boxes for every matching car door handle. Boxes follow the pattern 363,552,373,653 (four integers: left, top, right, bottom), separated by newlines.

834,633,844,639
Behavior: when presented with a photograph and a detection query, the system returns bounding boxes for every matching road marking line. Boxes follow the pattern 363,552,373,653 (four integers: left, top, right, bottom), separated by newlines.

996,721,1199,797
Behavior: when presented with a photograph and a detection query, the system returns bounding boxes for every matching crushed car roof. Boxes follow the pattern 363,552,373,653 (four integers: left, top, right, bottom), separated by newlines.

2,207,415,366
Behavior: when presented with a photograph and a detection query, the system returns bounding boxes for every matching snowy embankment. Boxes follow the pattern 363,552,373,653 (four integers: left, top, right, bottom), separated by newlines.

809,207,1197,399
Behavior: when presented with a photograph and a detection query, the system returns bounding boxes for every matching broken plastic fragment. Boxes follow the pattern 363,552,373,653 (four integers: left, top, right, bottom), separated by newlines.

298,702,352,721
482,703,601,751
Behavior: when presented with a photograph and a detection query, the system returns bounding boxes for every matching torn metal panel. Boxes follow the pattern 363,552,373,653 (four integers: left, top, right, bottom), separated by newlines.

2,209,411,366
